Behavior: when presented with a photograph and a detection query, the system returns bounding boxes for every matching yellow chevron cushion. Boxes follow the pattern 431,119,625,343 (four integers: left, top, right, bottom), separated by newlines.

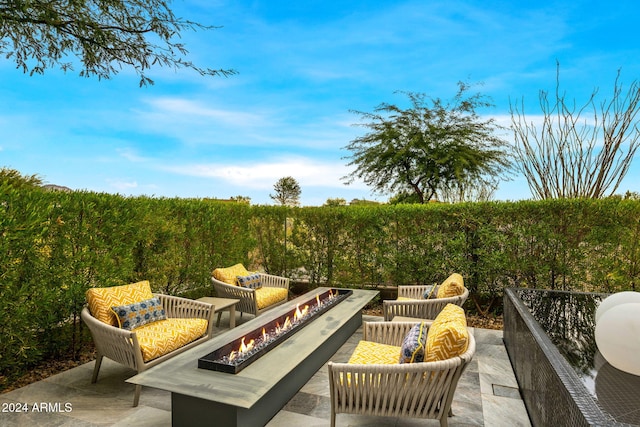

86,281,154,326
425,303,469,362
255,287,288,309
213,264,251,285
135,318,208,362
436,273,465,298
348,340,401,365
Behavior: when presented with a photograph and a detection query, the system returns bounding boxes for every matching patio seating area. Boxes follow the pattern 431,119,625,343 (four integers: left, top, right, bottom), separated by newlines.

0,312,531,427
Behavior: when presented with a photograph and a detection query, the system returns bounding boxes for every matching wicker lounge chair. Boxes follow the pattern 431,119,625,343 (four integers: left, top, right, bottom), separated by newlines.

212,264,290,318
81,281,214,406
328,319,475,427
383,273,469,321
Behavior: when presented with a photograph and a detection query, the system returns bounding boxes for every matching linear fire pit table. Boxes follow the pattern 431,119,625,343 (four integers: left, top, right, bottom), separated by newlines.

128,287,378,427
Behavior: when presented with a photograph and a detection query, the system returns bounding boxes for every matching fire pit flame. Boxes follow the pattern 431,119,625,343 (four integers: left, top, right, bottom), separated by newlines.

283,316,292,330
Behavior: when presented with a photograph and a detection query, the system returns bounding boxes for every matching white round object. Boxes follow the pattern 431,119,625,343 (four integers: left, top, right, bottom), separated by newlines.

594,302,640,376
595,291,640,323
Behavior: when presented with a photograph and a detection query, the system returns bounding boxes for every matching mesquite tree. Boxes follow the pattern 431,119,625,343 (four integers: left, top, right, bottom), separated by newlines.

0,0,235,85
343,85,512,204
510,66,640,199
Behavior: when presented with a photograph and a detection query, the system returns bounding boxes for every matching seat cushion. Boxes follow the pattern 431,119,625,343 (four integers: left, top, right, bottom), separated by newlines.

213,264,251,285
86,281,154,326
135,318,209,362
436,273,465,298
348,340,401,365
425,304,469,362
255,287,288,310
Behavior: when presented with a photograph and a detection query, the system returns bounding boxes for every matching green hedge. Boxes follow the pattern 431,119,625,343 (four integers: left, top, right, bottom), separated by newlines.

250,199,640,313
0,187,252,385
1,185,639,386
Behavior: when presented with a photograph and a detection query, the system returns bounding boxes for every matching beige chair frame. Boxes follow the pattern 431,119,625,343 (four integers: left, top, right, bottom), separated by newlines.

328,320,475,427
211,272,290,317
81,294,214,406
383,285,469,321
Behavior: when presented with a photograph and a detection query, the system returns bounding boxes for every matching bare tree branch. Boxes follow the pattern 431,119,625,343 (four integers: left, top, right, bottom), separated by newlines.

510,63,640,199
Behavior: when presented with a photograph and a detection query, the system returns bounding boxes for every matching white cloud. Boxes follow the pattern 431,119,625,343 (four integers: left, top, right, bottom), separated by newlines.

163,156,367,190
117,147,152,163
142,97,267,127
107,179,139,191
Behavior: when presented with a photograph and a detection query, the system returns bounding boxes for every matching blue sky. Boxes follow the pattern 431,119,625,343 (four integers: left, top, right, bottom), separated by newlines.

1,0,639,205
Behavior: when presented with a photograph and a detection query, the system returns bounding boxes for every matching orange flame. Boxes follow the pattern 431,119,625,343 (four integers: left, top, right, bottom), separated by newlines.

262,327,267,342
283,316,292,329
239,337,255,354
294,304,302,321
316,294,320,307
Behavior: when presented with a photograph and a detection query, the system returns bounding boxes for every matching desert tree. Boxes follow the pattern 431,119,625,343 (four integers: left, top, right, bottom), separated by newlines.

510,65,640,199
343,85,512,203
270,176,301,207
269,176,301,275
0,0,235,85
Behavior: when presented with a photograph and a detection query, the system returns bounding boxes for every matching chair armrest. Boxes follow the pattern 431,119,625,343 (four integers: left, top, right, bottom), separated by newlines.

383,288,469,321
383,299,449,321
81,307,143,370
156,294,214,321
212,278,256,299
397,285,436,299
212,277,259,314
259,273,290,289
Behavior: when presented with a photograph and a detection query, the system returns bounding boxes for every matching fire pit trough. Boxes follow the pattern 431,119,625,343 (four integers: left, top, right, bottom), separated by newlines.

199,288,351,374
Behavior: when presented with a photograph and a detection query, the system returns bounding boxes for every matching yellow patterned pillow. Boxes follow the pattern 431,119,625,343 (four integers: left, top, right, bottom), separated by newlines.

86,281,154,326
213,264,251,285
348,340,401,365
255,287,288,309
135,318,208,362
425,303,469,362
436,273,465,298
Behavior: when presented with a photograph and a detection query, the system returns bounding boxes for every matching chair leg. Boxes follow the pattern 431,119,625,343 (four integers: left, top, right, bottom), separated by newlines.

216,311,223,327
91,354,103,384
330,410,336,427
133,384,142,407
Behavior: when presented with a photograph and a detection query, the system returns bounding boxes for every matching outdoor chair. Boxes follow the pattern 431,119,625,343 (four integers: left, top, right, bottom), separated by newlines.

212,263,290,318
383,273,469,321
328,304,475,427
81,280,214,406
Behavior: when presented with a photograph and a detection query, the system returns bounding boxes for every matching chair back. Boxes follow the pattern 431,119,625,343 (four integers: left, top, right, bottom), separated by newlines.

86,281,153,326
